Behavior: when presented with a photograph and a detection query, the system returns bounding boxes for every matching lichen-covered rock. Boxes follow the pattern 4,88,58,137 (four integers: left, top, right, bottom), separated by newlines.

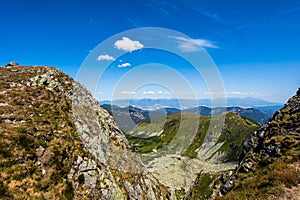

0,65,170,199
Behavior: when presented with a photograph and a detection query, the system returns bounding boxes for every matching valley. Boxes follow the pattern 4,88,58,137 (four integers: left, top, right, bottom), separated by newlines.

101,103,280,132
0,64,299,199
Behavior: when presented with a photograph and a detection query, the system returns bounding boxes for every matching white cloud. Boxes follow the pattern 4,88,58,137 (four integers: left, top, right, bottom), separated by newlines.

231,92,242,95
97,54,115,61
121,91,137,95
118,62,131,68
157,91,172,95
204,91,261,96
114,37,144,52
143,91,155,95
171,36,218,52
204,91,231,95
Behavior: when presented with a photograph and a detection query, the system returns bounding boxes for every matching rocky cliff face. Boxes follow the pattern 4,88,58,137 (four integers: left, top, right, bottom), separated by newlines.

0,64,170,199
217,88,300,199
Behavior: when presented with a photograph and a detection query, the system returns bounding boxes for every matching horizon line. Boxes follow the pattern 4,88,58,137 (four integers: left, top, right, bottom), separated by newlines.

98,97,283,104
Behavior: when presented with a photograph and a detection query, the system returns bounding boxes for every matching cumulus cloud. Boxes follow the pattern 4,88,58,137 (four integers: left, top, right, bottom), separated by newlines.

143,91,155,95
171,36,218,52
118,62,131,68
97,54,115,61
114,37,144,52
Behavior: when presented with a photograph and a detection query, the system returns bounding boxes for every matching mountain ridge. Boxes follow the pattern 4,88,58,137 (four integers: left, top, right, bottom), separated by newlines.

0,64,170,199
100,97,282,109
101,104,271,132
201,88,300,199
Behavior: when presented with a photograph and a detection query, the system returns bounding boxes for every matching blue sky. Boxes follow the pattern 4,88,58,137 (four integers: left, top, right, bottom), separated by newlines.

1,0,300,103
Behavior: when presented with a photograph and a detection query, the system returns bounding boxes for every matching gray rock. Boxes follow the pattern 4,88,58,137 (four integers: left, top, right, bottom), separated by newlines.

6,61,19,67
241,161,253,172
220,180,234,195
258,131,265,139
9,82,22,87
70,81,170,199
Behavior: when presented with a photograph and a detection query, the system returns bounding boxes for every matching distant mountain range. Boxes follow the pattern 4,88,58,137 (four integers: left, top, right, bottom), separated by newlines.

101,103,282,131
100,97,282,109
185,106,270,124
253,105,283,116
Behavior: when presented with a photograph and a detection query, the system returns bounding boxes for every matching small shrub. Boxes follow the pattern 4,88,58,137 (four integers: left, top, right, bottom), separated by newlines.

18,134,35,149
36,180,50,191
175,187,185,200
0,181,9,196
78,174,85,185
62,181,74,199
50,173,62,184
0,142,11,158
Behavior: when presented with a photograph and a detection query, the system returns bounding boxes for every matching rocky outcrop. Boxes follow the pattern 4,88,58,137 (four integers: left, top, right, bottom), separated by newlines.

217,88,300,199
238,88,300,173
0,64,170,199
71,77,169,199
5,61,19,67
100,104,150,132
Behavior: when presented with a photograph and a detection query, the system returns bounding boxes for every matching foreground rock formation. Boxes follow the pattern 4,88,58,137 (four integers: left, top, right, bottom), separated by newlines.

0,64,170,199
215,88,300,199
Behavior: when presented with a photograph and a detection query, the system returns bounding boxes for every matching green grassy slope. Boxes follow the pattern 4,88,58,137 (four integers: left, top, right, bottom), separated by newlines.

126,112,259,162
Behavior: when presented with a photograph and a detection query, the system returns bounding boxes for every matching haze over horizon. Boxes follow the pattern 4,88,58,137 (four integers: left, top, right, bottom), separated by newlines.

1,0,300,103
100,96,283,104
